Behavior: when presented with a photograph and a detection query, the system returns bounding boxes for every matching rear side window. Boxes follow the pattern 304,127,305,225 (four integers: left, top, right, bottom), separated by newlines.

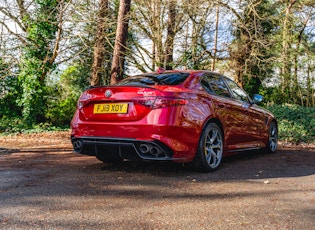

225,78,250,103
201,74,231,98
117,73,190,86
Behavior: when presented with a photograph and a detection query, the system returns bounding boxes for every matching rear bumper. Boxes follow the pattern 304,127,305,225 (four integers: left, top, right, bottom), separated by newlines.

70,108,200,162
71,136,187,161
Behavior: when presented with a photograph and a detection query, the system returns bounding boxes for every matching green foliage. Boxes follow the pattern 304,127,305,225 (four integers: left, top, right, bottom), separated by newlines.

0,117,27,133
18,0,59,126
179,45,211,70
231,0,278,93
45,65,89,126
0,59,21,118
0,117,68,134
258,87,285,105
60,64,91,90
265,104,315,143
18,70,47,124
243,75,262,97
0,76,22,118
0,64,88,133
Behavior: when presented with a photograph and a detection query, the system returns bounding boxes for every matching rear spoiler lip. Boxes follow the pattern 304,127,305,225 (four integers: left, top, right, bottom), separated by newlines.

86,84,155,90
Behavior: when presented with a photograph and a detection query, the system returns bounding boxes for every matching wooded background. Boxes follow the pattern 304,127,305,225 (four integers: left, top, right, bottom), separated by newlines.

0,0,314,131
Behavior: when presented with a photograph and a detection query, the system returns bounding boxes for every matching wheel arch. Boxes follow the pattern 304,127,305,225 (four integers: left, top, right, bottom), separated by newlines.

201,117,225,140
200,117,227,153
265,118,278,153
271,118,278,128
267,118,278,135
193,117,225,172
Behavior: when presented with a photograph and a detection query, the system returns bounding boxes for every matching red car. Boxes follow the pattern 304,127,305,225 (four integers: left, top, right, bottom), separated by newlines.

71,70,278,171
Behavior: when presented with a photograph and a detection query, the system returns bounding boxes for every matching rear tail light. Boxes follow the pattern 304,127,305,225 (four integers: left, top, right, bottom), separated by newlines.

78,92,91,109
133,96,188,109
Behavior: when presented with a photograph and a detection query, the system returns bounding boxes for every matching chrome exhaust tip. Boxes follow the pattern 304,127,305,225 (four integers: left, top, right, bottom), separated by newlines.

139,144,150,154
72,139,83,153
149,146,162,156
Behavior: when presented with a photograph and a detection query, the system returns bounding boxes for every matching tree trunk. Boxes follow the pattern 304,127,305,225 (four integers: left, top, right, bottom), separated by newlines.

110,0,131,85
281,0,296,93
294,10,311,105
91,0,108,86
152,42,156,70
211,5,219,71
153,0,163,68
164,0,176,70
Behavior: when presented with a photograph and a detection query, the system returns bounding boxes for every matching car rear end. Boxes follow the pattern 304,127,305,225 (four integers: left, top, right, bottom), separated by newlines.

71,72,200,162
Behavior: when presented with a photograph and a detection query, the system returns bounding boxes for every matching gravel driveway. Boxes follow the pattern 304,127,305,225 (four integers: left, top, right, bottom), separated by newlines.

0,132,314,229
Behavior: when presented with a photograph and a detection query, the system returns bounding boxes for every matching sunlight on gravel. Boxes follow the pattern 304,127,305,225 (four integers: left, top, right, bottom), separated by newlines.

0,131,72,149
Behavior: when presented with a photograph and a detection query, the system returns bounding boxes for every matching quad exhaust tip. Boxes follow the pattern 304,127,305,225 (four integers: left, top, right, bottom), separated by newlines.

139,143,163,157
71,138,169,159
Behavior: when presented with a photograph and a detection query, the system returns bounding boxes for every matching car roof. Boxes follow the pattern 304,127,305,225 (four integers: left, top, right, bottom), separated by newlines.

136,69,223,77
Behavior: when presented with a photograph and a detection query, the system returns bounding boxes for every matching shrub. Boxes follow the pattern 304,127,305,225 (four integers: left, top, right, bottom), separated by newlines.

265,104,315,143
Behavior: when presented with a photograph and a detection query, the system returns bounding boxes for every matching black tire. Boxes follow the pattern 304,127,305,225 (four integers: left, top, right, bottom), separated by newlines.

193,122,223,172
265,121,278,154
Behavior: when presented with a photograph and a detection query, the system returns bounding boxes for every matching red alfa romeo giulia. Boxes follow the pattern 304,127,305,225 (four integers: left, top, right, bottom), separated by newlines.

71,70,278,171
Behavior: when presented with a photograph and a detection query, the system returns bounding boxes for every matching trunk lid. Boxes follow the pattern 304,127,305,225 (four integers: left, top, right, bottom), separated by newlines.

78,86,187,122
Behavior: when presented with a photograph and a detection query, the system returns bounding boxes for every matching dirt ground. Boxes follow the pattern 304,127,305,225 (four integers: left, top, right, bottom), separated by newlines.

0,131,314,229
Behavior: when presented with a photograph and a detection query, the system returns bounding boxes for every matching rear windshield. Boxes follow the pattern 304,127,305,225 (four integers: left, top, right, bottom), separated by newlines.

116,73,190,86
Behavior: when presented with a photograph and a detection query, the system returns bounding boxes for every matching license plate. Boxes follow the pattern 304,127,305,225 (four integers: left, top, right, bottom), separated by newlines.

93,103,128,114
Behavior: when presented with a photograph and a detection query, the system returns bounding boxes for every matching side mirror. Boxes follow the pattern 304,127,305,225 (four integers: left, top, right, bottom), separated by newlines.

252,94,263,104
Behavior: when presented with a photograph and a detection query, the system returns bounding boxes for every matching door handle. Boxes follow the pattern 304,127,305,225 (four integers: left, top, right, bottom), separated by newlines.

217,103,231,109
217,103,225,108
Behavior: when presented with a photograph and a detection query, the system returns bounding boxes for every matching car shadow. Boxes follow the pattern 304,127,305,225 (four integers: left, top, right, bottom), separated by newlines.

99,148,315,180
0,148,20,154
1,146,314,182
0,146,314,204
0,147,72,155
